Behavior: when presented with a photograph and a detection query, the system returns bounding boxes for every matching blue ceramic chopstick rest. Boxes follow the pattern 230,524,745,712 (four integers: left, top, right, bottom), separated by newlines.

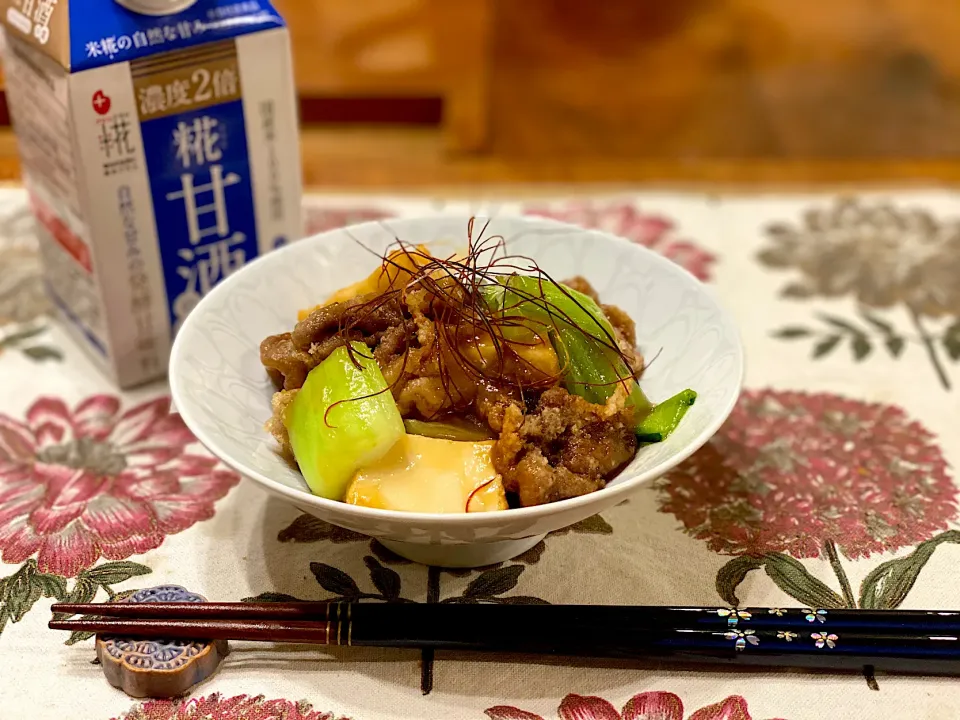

96,585,229,699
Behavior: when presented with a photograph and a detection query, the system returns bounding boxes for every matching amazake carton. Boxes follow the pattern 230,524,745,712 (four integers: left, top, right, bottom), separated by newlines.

1,0,302,386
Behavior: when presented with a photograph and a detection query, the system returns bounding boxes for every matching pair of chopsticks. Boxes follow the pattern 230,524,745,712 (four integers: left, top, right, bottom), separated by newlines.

50,602,960,675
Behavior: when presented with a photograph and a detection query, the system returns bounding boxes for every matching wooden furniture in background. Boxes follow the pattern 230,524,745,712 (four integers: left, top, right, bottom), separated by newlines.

488,0,960,159
2,0,960,188
271,0,491,153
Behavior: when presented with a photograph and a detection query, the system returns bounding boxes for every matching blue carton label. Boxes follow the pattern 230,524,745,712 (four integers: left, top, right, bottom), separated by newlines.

140,97,258,333
70,0,283,71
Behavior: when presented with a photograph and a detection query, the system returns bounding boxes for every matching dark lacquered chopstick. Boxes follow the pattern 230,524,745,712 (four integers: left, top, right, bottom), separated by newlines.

51,601,960,633
51,617,335,644
49,602,960,675
53,601,333,621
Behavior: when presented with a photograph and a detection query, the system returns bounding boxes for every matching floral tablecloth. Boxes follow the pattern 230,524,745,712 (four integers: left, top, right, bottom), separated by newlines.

3,188,960,720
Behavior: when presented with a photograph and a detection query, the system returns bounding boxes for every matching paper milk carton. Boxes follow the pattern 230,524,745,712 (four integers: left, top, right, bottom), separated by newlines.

0,0,302,386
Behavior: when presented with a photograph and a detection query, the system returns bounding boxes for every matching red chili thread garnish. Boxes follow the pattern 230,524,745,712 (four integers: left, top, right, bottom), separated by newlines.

465,475,499,513
314,217,638,421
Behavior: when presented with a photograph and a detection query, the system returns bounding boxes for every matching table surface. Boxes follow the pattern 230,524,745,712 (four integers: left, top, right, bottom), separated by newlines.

2,187,960,720
4,127,960,191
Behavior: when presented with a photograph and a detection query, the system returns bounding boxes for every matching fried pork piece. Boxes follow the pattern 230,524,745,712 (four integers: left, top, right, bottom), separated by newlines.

260,293,408,391
493,386,637,507
475,382,523,433
383,289,454,417
562,275,600,302
292,293,404,352
260,333,314,390
265,388,298,458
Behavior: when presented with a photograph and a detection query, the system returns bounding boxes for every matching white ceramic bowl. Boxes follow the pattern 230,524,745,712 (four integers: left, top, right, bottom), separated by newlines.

170,215,743,567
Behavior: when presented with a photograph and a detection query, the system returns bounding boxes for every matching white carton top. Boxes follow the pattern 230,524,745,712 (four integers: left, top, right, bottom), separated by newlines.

115,0,200,17
0,0,285,70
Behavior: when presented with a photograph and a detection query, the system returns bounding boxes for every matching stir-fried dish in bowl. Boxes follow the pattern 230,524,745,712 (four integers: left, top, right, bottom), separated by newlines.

259,220,697,514
170,214,742,566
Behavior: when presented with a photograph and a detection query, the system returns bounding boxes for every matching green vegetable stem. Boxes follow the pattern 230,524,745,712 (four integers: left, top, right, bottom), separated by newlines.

635,388,698,444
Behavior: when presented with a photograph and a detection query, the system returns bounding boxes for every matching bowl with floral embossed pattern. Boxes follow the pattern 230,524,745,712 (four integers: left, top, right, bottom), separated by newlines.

170,215,743,567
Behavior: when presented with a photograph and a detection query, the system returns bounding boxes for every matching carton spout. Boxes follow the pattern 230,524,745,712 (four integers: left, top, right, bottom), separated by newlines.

115,0,200,16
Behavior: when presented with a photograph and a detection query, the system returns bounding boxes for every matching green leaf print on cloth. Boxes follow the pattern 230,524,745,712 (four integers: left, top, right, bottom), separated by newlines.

658,389,957,610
